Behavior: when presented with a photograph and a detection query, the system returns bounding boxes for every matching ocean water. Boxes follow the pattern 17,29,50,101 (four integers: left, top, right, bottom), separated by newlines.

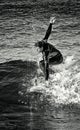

0,0,80,130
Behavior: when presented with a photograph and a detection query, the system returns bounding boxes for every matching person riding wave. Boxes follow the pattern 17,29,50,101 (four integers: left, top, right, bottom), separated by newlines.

35,17,63,80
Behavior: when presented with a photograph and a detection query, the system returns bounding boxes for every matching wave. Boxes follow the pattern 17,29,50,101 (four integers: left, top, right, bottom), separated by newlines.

0,57,80,108
0,60,37,104
29,56,80,106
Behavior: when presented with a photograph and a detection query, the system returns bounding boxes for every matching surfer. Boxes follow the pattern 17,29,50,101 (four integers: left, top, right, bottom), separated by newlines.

35,17,63,80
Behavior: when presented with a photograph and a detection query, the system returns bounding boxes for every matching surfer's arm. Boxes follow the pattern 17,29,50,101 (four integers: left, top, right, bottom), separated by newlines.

43,51,49,64
43,23,52,41
43,51,49,80
43,17,56,41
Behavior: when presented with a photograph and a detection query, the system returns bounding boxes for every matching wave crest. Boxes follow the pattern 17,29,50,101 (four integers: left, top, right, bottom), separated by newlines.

30,56,80,105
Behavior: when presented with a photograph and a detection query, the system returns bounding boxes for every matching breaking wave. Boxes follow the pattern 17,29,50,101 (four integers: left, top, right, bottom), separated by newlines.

30,56,80,105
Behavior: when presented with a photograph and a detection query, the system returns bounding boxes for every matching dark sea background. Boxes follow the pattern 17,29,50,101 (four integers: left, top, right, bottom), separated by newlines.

0,0,80,130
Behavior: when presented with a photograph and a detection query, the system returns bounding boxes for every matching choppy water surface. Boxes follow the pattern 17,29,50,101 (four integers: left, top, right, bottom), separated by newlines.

0,0,80,130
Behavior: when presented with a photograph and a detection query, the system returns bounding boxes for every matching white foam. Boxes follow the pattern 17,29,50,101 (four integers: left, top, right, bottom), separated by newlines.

30,56,80,105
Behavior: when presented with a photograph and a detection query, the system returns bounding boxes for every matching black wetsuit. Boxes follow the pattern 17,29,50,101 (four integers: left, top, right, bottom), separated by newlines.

39,23,63,80
40,43,63,64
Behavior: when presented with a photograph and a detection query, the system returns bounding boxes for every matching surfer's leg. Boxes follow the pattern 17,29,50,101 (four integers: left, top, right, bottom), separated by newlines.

49,53,63,65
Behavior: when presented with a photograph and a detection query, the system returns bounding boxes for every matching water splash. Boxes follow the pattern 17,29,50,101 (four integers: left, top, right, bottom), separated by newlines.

30,56,80,105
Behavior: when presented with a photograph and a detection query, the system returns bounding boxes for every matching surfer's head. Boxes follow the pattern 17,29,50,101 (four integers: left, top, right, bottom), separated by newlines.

35,40,48,52
35,40,47,52
35,40,46,48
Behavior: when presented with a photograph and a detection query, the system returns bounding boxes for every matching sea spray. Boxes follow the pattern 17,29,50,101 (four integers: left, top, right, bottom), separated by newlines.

30,56,80,105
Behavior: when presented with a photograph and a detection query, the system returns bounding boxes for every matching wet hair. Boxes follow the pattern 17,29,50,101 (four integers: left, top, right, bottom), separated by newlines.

35,40,45,48
35,40,48,51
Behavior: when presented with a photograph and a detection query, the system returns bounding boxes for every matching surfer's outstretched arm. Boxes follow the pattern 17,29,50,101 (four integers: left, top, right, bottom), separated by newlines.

43,17,56,41
43,23,52,41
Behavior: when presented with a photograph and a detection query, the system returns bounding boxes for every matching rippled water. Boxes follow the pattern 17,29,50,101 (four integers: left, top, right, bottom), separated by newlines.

0,0,80,130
